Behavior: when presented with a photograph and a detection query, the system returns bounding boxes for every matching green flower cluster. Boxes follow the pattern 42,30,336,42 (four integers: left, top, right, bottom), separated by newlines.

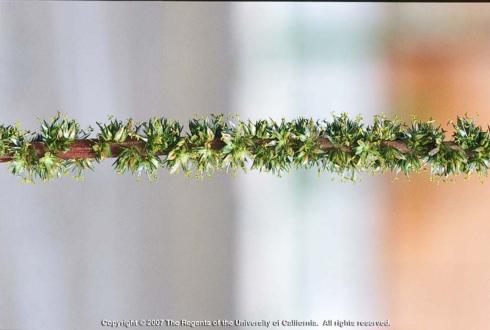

1,113,489,182
1,117,93,181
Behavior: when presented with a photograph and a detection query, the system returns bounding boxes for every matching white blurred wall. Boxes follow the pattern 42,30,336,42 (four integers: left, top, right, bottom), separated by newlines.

232,2,389,322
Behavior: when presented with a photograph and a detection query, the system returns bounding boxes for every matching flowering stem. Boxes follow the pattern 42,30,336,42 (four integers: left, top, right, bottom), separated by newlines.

0,113,484,182
0,138,464,162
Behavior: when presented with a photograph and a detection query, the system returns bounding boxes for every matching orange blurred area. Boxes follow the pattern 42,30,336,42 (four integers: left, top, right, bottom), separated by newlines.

386,4,490,329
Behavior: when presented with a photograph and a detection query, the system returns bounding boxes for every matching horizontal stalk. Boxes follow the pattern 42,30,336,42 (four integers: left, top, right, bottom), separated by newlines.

0,138,464,163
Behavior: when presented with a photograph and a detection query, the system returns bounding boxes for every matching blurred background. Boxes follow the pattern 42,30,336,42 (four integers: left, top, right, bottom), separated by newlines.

0,2,489,329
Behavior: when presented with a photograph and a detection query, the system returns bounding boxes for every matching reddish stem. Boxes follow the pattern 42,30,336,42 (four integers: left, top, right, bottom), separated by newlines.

0,138,463,163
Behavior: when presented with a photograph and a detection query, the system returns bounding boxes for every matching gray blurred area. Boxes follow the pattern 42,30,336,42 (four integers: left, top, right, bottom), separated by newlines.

0,2,235,329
